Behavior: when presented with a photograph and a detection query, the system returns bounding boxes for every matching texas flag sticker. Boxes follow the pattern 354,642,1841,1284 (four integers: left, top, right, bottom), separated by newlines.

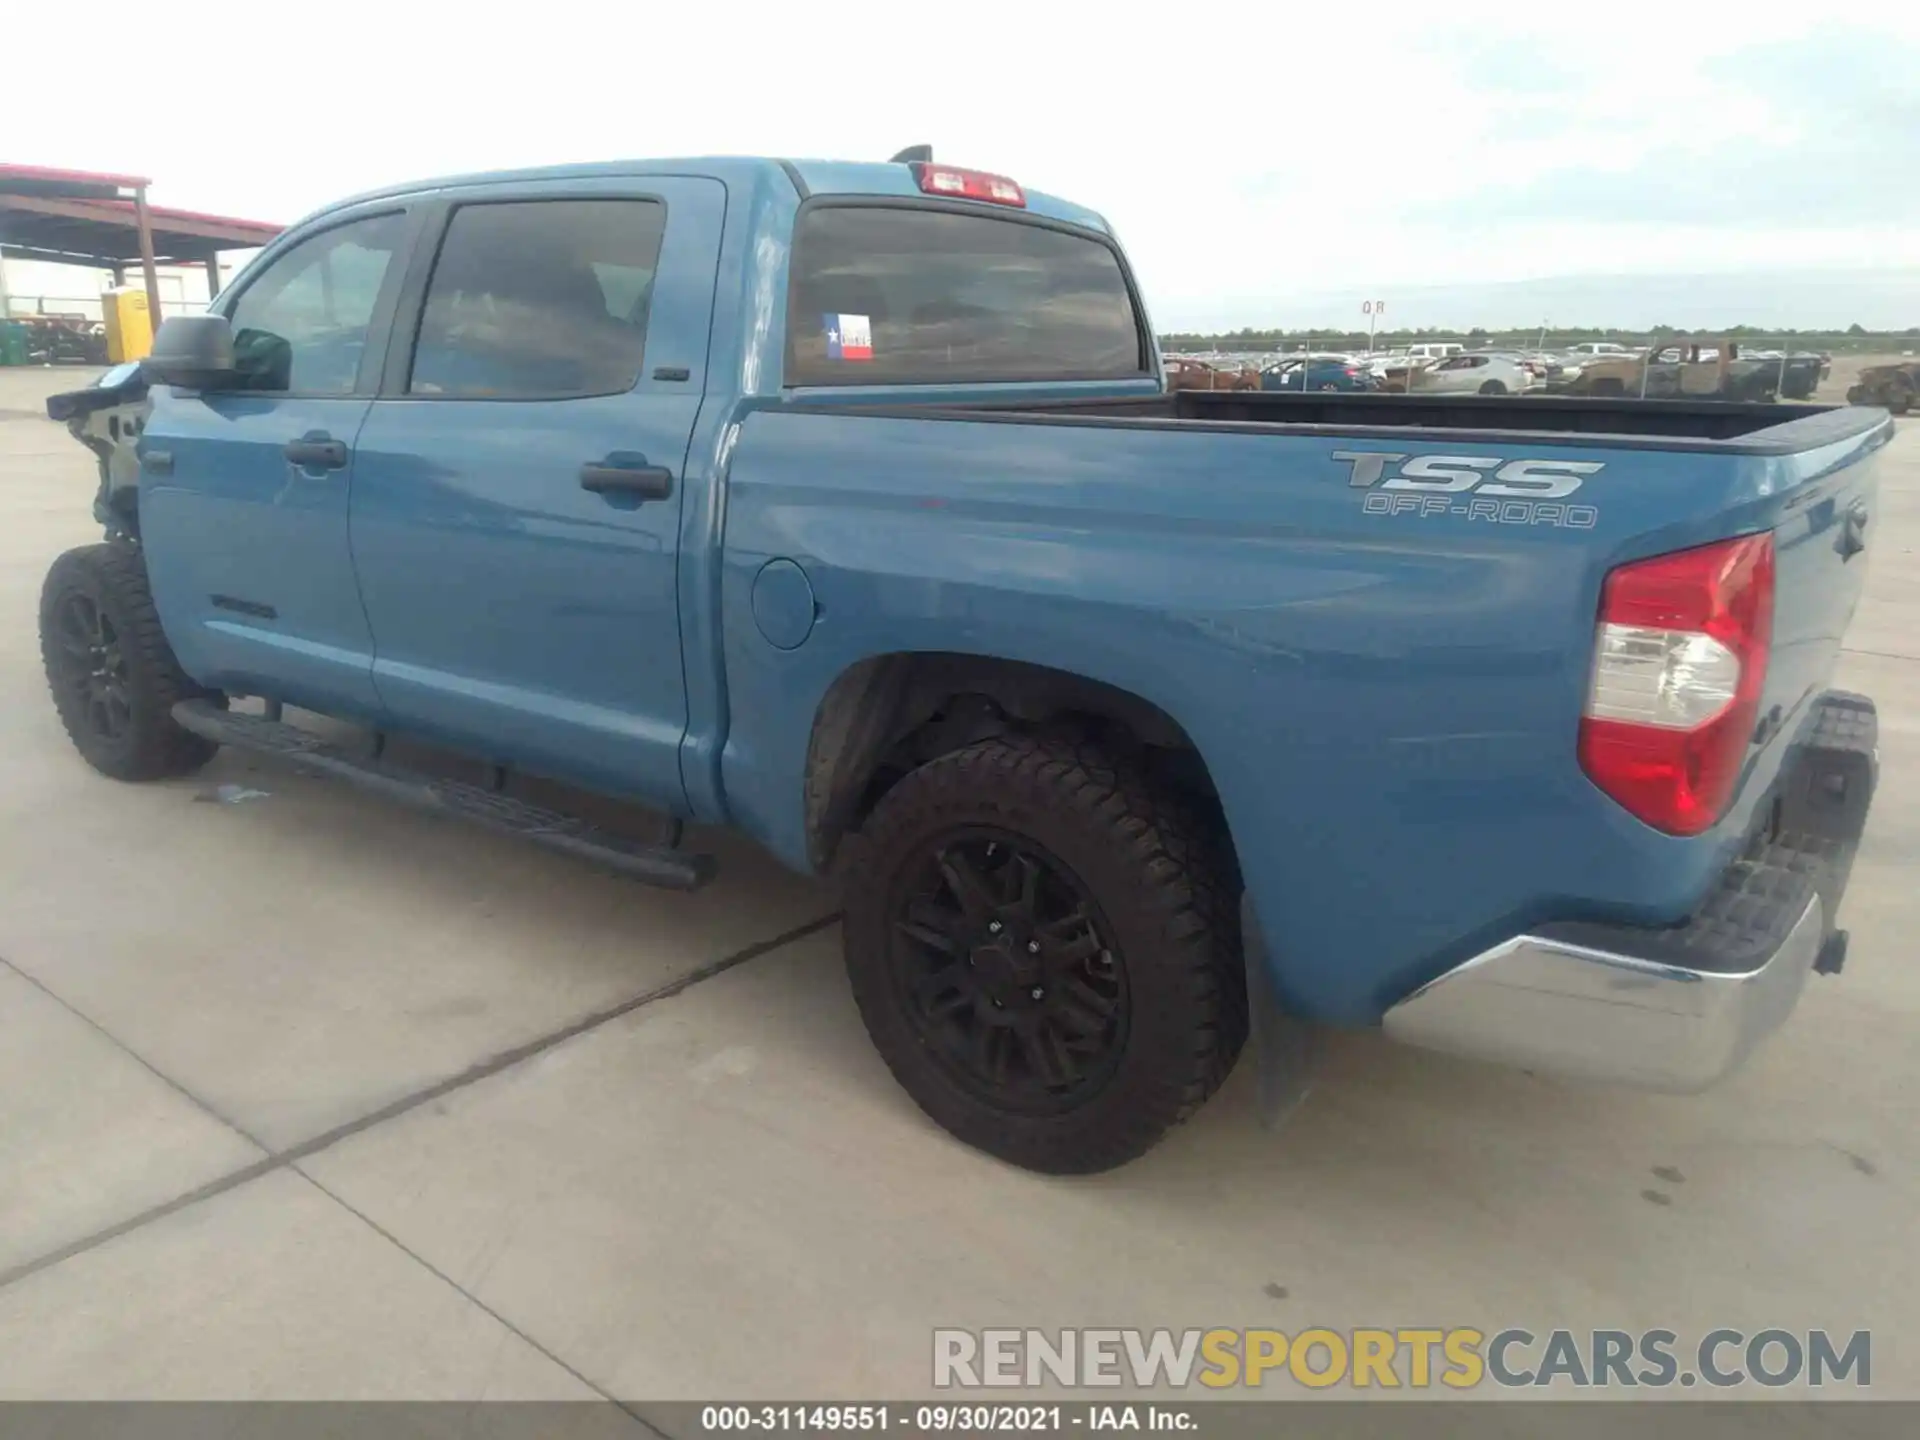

825,313,873,361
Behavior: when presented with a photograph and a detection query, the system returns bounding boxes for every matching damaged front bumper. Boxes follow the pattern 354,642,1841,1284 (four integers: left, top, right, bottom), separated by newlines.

45,362,151,539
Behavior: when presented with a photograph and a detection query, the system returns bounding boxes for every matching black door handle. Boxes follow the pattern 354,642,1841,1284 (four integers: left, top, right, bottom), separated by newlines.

284,438,348,469
580,464,674,500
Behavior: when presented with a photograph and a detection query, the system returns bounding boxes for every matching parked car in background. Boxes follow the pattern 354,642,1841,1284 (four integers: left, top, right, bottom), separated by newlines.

1411,351,1534,395
1364,348,1445,387
1165,357,1257,391
1518,353,1565,386
1260,356,1380,392
1566,338,1777,402
1676,343,1782,402
1373,361,1421,393
1847,361,1918,414
1365,344,1460,375
1780,355,1823,402
1740,350,1825,401
1566,342,1636,358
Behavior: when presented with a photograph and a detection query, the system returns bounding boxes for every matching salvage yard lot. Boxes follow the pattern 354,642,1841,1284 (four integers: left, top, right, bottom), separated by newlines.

1,366,1915,1411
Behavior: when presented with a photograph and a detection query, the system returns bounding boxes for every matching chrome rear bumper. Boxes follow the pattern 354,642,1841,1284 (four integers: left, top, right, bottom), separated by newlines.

1383,897,1823,1091
1383,690,1877,1092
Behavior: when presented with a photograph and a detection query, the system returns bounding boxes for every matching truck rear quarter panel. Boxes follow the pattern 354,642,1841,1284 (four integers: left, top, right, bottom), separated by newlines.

714,408,1888,1024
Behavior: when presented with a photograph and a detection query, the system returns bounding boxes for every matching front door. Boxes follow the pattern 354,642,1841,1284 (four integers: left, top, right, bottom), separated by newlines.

348,179,726,807
138,208,409,715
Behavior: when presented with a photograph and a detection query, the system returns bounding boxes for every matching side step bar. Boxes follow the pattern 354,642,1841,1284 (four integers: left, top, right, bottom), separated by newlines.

172,700,716,891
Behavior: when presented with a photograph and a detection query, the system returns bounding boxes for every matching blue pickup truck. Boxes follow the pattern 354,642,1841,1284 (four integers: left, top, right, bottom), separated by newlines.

42,153,1887,1173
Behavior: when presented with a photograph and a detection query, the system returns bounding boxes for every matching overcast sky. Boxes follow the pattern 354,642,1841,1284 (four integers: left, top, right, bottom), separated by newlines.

9,1,1918,330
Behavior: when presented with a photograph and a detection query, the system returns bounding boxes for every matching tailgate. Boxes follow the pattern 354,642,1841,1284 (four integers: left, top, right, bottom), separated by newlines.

1755,422,1883,770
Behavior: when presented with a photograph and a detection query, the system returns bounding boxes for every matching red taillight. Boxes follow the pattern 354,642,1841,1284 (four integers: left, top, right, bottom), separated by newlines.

910,162,1026,207
1577,533,1774,835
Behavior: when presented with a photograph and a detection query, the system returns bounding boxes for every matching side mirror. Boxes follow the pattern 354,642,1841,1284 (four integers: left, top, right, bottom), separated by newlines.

141,314,239,390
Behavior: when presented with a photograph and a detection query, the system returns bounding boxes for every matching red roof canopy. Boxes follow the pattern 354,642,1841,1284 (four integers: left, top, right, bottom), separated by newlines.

0,162,153,197
0,162,282,269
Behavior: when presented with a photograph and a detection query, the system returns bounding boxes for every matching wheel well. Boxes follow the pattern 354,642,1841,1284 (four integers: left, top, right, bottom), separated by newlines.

803,653,1228,875
99,484,140,539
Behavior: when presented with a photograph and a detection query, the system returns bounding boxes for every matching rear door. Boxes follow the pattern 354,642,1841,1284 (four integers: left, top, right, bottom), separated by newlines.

138,207,412,712
347,178,725,805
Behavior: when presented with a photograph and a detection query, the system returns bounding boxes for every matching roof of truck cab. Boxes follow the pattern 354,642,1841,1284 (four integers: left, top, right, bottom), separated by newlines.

302,156,1110,234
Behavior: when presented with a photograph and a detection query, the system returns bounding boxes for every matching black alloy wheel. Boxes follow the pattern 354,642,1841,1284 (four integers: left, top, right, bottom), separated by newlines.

889,830,1129,1115
48,591,133,744
39,543,221,780
841,734,1247,1173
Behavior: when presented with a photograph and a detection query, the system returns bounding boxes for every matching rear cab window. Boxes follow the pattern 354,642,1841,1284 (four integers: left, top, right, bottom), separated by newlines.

784,203,1149,388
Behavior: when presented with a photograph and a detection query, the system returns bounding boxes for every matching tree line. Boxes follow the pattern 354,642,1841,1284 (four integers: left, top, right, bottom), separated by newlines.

1158,324,1920,354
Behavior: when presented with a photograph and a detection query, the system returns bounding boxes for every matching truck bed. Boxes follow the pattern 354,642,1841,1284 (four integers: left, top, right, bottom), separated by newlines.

721,386,1888,1026
885,389,1873,450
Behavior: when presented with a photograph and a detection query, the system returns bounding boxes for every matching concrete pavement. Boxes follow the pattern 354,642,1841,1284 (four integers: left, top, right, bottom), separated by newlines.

1,364,1915,1407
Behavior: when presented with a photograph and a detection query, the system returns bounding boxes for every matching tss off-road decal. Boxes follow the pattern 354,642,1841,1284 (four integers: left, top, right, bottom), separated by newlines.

1332,451,1603,529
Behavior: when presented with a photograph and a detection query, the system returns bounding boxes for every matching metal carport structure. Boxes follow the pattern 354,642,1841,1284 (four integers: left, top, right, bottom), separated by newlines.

0,163,282,329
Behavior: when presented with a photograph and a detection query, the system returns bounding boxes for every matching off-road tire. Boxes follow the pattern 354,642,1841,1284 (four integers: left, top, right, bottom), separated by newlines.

841,734,1247,1173
39,543,220,781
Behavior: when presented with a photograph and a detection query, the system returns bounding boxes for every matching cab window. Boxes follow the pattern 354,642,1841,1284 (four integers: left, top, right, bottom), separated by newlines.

407,199,667,399
224,212,404,394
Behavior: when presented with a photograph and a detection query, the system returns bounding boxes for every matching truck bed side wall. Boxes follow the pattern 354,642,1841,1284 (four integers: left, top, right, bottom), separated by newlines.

715,408,1886,1025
